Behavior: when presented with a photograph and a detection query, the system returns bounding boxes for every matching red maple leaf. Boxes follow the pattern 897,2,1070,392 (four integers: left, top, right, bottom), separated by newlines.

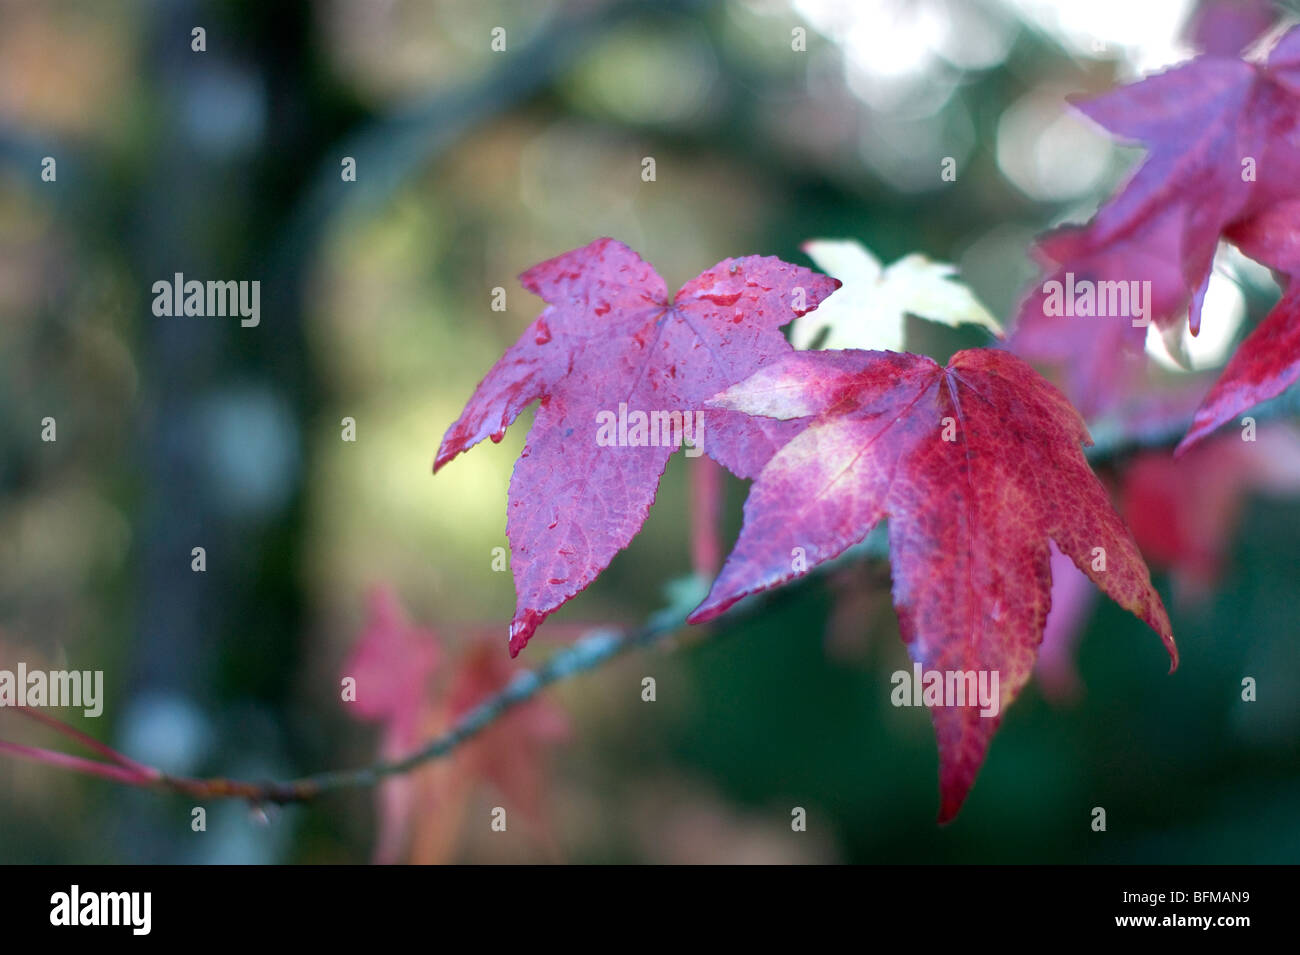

1035,422,1300,704
341,594,571,862
445,640,570,828
1188,0,1276,58
1122,422,1300,593
1010,25,1300,446
688,347,1176,821
403,636,571,864
342,587,441,746
340,587,442,864
435,238,839,656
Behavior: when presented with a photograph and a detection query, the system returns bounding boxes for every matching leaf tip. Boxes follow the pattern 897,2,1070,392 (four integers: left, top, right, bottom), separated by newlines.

508,609,548,657
936,792,964,825
1145,600,1179,673
1173,430,1202,458
432,445,460,474
685,596,730,625
434,428,467,473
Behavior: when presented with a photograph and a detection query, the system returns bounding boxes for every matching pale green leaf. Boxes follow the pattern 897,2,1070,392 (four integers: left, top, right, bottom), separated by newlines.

790,238,1003,352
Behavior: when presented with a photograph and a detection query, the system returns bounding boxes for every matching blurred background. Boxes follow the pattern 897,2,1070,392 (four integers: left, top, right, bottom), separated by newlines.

2,0,1299,863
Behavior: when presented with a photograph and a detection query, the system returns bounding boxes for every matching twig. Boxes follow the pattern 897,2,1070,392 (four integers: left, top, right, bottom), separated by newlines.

13,706,154,774
2,389,1297,805
0,595,696,806
0,741,157,787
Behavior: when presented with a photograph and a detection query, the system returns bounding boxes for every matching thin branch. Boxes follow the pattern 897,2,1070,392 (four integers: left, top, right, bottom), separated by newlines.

13,706,154,774
0,594,697,806
281,611,683,801
3,388,1298,805
0,741,159,788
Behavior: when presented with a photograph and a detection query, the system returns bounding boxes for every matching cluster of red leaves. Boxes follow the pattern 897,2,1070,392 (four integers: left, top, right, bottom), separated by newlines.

417,0,1300,831
1012,22,1300,452
438,240,1181,821
341,588,567,863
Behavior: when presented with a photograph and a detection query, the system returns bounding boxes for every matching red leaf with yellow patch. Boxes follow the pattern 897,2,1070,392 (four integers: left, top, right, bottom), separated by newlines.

689,347,1176,821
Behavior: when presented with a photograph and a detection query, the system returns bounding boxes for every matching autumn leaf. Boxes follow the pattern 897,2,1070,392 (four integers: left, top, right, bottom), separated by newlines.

436,238,839,656
404,636,571,864
789,239,1001,352
1123,422,1300,594
1010,212,1188,417
342,593,570,863
1187,0,1277,59
1178,280,1300,452
689,347,1176,821
1038,422,1300,704
340,587,442,864
342,587,441,746
445,641,570,828
1011,24,1300,444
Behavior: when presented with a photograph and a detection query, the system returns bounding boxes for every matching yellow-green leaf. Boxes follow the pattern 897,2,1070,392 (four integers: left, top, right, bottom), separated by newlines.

790,238,1002,352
